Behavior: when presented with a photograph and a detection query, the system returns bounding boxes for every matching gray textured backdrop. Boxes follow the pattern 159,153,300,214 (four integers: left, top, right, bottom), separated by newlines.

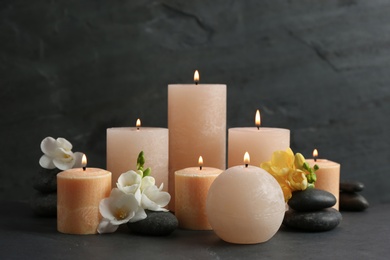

1,0,389,203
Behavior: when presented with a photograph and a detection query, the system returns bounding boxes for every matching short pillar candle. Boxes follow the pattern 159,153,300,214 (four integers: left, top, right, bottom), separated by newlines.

57,156,111,234
175,156,222,230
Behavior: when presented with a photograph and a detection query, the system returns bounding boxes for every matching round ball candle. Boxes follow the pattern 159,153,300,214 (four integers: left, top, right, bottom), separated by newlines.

57,155,111,234
168,70,226,210
206,152,285,244
175,156,223,230
307,149,341,210
228,110,290,167
107,119,168,190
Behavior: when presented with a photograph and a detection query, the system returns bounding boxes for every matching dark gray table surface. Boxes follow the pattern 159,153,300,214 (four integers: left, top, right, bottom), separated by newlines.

1,201,389,260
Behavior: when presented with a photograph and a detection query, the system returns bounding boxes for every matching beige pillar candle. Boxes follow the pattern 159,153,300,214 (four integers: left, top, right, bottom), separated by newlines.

228,110,290,168
168,71,226,210
175,156,223,230
206,152,285,244
307,149,340,210
57,155,111,234
107,120,168,190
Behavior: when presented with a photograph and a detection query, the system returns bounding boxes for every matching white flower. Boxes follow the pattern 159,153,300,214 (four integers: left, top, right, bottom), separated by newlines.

141,182,171,212
39,137,83,170
97,188,147,234
116,170,142,202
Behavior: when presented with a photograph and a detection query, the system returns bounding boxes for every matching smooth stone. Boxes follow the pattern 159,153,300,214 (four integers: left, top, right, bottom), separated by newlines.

283,208,342,232
127,210,178,236
288,188,336,212
339,192,369,211
340,181,365,193
30,192,57,217
33,168,61,193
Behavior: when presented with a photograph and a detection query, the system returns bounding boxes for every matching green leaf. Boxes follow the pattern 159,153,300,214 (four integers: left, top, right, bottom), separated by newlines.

143,168,151,177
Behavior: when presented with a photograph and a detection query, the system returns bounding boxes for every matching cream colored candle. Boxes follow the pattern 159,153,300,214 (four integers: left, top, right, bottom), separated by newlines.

307,149,340,210
107,120,168,190
206,152,285,244
168,71,226,210
175,157,222,230
228,110,290,167
57,156,111,234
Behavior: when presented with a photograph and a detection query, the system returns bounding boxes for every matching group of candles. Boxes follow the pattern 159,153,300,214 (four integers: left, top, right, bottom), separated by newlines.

56,71,340,237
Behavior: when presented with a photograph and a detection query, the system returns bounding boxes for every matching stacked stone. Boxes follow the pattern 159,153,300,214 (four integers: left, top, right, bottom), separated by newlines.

283,189,342,232
30,168,59,217
339,181,369,211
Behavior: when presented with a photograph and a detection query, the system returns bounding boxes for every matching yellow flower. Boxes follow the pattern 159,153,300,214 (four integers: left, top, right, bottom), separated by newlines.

261,148,311,202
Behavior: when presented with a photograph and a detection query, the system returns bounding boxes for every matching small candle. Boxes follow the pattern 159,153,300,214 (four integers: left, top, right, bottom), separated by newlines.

168,70,226,210
307,149,340,210
228,110,290,167
206,152,285,244
57,155,111,234
175,156,223,230
107,119,168,190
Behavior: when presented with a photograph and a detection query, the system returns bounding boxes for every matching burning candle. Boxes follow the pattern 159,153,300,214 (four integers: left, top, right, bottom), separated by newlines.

107,118,168,190
168,70,226,210
306,149,341,210
57,155,112,234
206,152,285,244
228,110,290,167
175,156,223,230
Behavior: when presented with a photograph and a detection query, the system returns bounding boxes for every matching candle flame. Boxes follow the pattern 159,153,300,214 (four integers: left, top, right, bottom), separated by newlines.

194,70,200,84
198,156,203,170
244,152,250,167
82,154,87,170
313,149,318,159
255,110,261,129
136,118,141,128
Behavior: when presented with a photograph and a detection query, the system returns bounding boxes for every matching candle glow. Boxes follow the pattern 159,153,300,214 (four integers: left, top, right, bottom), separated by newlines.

194,70,200,84
198,156,203,170
82,154,87,171
313,149,318,162
255,110,261,130
136,118,141,130
244,152,250,167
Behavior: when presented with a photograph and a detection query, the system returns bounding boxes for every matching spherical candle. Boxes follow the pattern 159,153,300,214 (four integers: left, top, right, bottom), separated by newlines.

206,153,285,244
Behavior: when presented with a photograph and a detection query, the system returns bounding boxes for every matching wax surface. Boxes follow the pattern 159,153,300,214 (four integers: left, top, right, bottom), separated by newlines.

168,84,226,210
206,165,285,244
228,127,290,167
57,168,111,234
307,159,340,210
107,127,168,190
175,167,222,230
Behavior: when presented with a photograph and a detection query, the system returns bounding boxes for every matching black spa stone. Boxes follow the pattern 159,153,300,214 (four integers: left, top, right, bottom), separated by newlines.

283,208,342,232
127,210,178,236
340,181,365,193
33,168,61,193
288,188,336,212
30,192,57,217
339,192,369,211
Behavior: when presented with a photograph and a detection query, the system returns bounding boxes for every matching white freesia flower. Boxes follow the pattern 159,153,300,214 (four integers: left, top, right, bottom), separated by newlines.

39,137,83,170
141,183,171,212
97,188,147,234
116,170,142,202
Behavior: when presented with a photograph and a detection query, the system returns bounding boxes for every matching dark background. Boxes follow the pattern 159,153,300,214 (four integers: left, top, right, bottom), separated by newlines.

1,0,389,203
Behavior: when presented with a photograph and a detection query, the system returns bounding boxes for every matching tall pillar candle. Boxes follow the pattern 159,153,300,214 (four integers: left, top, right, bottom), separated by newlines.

228,110,290,167
307,150,340,210
168,71,226,210
107,123,168,190
57,156,111,234
175,157,223,230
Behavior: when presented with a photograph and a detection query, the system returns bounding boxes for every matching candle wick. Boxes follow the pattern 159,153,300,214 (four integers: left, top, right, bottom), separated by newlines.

195,82,198,85
314,157,317,162
245,164,248,168
83,166,86,171
257,126,260,130
137,127,139,130
200,166,202,170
